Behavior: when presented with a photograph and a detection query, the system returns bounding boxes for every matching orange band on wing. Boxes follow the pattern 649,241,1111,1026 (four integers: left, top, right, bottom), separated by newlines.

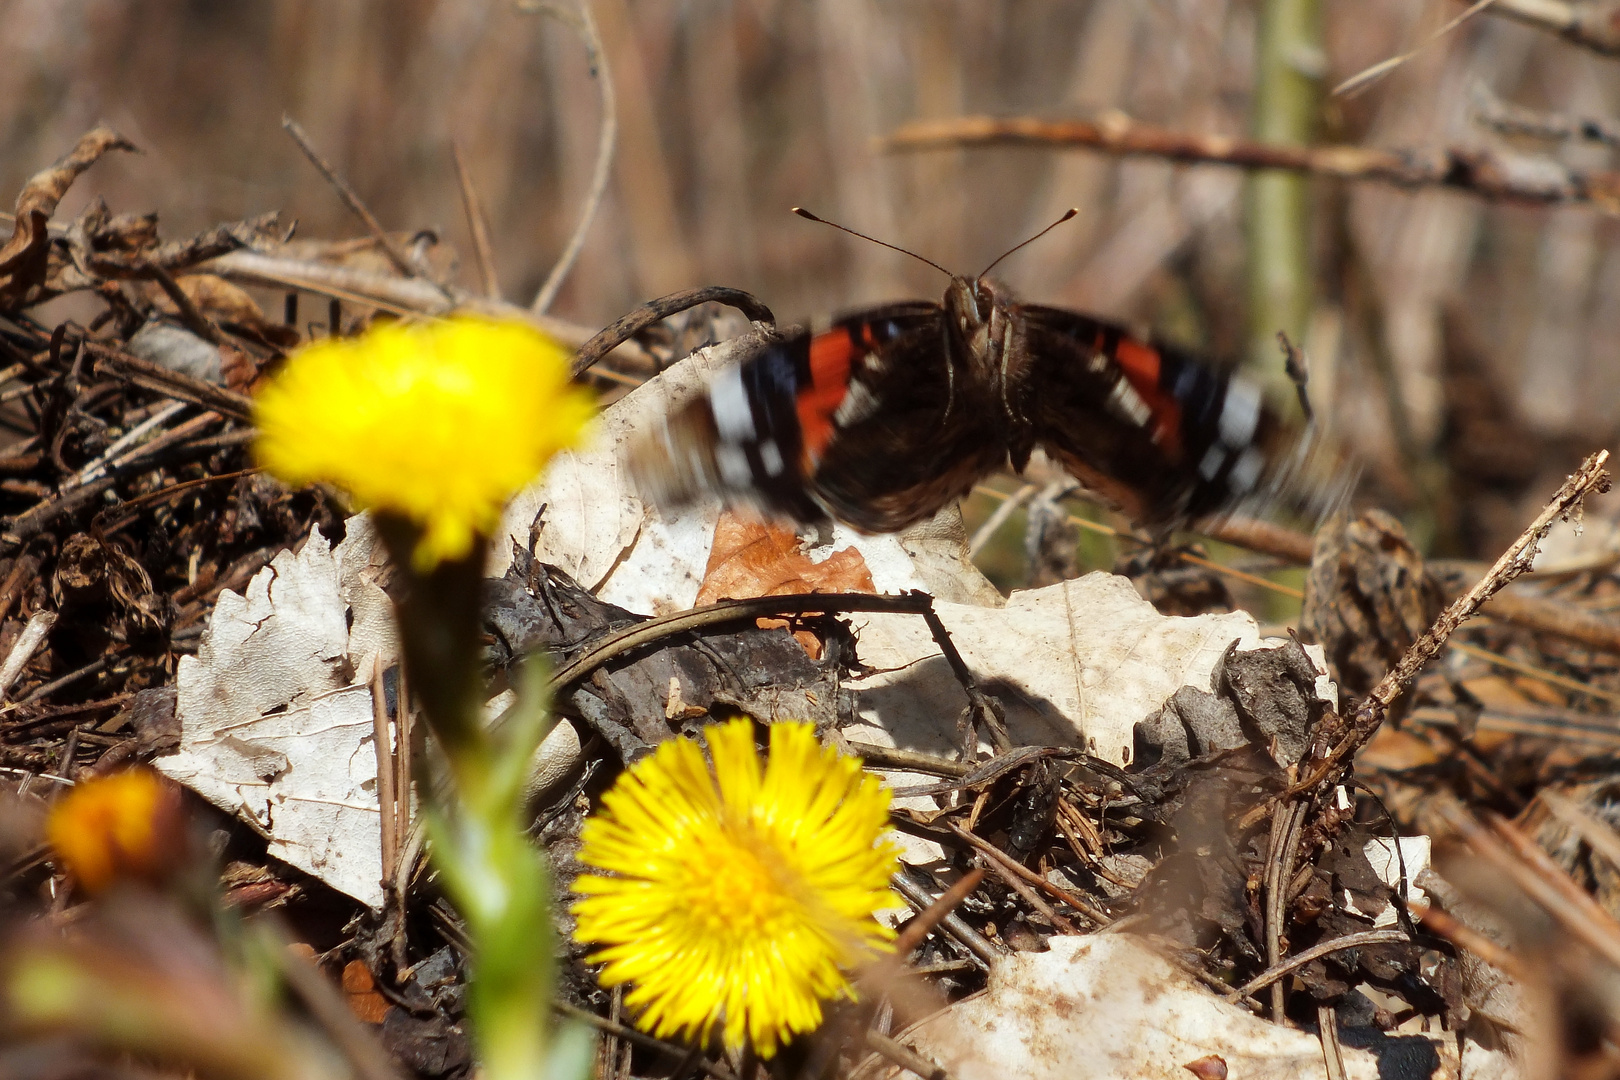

797,328,860,465
1115,338,1160,387
1115,338,1184,459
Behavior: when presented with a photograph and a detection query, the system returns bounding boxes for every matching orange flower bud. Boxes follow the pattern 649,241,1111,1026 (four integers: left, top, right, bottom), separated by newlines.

46,769,185,893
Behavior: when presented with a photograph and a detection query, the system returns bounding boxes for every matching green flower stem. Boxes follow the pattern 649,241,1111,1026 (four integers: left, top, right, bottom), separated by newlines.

379,521,583,1080
374,515,486,762
1247,0,1322,396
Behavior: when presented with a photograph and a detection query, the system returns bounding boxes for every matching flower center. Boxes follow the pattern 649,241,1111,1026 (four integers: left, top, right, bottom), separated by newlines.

684,821,805,940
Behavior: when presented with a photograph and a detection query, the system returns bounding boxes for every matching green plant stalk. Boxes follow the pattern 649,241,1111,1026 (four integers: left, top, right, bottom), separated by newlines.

1247,0,1321,397
378,515,588,1080
425,660,562,1080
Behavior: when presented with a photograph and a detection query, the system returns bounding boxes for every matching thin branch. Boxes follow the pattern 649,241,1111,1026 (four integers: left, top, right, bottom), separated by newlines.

1244,451,1611,827
1318,1006,1348,1080
452,141,502,300
882,114,1620,207
1339,450,1609,753
85,342,255,420
570,285,774,377
550,1000,737,1080
846,741,971,778
281,115,450,297
1471,82,1620,148
863,1030,955,1080
523,1,618,314
1263,800,1310,1019
1233,929,1411,997
1482,0,1620,56
868,868,986,975
544,592,935,694
370,664,399,896
202,249,653,365
891,865,1001,968
1200,515,1316,563
945,822,1103,930
0,611,56,701
140,262,229,347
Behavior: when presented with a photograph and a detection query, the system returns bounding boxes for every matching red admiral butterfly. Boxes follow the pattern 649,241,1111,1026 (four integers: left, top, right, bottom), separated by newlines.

628,210,1340,535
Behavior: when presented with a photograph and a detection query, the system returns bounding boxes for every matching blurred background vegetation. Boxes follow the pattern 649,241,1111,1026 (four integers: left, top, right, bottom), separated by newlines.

4,0,1615,576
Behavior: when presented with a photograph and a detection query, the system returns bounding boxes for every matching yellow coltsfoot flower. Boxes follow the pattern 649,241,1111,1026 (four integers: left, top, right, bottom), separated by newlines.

253,317,592,569
47,768,185,894
571,719,899,1058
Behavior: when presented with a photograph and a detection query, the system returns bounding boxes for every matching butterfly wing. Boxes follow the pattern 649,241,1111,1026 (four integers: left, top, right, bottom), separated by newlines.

1020,304,1334,530
630,302,1010,533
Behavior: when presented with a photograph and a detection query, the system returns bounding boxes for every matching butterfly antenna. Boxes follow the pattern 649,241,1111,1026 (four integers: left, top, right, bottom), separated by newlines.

976,208,1079,281
792,207,952,278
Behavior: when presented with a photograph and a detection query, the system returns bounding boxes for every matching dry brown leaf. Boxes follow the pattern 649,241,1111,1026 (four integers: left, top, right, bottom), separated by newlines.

695,513,876,604
1461,674,1537,709
340,960,392,1025
1360,726,1442,770
149,273,300,353
0,126,137,307
695,514,876,657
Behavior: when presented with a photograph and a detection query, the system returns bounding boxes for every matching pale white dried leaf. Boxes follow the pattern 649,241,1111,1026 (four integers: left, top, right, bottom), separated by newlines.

858,934,1512,1080
159,529,387,907
845,572,1284,767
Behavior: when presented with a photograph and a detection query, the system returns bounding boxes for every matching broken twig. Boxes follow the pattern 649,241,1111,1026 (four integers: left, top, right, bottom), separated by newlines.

883,114,1620,208
282,115,447,296
1241,450,1610,829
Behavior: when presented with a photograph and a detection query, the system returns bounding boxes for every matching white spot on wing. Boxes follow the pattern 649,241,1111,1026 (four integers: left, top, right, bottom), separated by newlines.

832,379,879,428
760,439,784,476
1199,445,1226,481
1218,379,1262,449
715,443,753,489
708,366,756,441
1108,380,1153,428
1230,447,1265,494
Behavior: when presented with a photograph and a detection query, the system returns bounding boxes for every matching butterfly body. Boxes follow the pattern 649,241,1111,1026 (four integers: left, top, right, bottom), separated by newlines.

629,274,1333,535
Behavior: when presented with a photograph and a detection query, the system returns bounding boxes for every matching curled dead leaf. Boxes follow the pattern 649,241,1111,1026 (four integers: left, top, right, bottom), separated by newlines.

696,512,876,656
0,126,138,307
696,513,876,603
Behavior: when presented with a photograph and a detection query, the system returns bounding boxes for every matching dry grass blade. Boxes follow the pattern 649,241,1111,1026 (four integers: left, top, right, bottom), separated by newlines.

452,141,502,300
1435,798,1620,972
1331,0,1499,98
521,1,618,315
281,115,447,296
